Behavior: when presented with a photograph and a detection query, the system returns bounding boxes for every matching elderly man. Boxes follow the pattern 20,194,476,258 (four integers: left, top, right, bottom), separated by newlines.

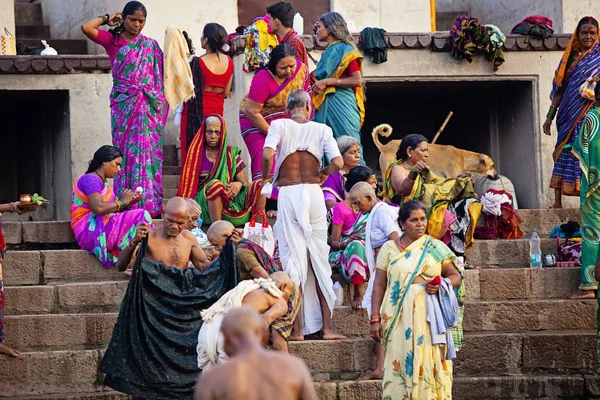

262,89,345,340
195,307,318,400
101,197,240,400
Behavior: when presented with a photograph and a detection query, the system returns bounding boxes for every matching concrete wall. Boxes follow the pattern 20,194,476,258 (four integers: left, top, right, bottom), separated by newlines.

331,0,431,32
562,0,600,33
41,0,238,55
0,0,15,35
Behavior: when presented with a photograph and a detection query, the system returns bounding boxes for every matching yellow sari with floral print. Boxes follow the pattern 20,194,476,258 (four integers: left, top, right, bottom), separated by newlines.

376,235,464,400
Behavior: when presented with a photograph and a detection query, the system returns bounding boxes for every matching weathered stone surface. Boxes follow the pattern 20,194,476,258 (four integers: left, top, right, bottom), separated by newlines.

163,188,178,199
289,340,355,373
479,268,528,300
3,313,117,348
4,286,55,315
0,350,102,397
586,375,600,396
332,306,368,336
314,382,337,400
518,208,580,236
464,299,595,332
523,331,596,370
57,281,128,312
42,250,128,282
3,251,40,286
528,267,581,299
22,221,75,243
466,238,557,268
3,221,21,244
453,375,585,399
163,166,181,175
352,339,377,371
463,270,480,300
455,333,522,374
339,380,382,400
162,174,180,190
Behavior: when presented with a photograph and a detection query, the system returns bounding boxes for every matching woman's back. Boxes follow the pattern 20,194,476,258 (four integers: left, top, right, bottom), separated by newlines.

200,54,233,92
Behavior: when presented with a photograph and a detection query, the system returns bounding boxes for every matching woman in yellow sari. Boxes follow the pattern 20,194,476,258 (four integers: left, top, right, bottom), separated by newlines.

382,134,482,257
370,200,464,400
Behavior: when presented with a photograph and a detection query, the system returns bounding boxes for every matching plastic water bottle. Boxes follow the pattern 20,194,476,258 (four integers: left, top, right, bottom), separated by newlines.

529,229,543,269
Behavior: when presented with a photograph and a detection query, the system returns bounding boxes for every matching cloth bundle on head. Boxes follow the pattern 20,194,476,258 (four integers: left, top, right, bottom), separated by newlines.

449,16,505,72
360,27,388,64
163,26,195,110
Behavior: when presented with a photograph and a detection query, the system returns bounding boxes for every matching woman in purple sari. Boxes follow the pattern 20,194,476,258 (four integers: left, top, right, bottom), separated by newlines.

543,16,600,209
82,1,166,218
322,136,362,209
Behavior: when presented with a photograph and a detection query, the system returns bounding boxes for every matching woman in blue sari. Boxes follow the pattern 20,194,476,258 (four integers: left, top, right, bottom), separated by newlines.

312,12,365,164
544,16,600,209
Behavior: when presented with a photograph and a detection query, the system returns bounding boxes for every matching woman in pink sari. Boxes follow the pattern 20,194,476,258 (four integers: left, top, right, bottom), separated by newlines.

82,1,166,218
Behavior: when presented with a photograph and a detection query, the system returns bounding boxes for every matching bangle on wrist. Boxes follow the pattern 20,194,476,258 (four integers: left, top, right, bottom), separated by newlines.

115,201,121,212
336,79,342,87
370,318,381,325
99,14,109,25
546,105,558,120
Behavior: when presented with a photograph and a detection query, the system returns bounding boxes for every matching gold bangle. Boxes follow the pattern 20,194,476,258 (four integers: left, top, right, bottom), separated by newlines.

115,201,121,212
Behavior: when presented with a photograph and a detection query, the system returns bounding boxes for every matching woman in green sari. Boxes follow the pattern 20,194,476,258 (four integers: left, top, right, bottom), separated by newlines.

312,12,365,163
571,81,600,299
177,115,264,226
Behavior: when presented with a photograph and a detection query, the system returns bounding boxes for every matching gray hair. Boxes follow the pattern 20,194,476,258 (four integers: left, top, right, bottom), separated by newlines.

205,116,221,125
287,90,312,110
320,12,354,45
336,136,359,155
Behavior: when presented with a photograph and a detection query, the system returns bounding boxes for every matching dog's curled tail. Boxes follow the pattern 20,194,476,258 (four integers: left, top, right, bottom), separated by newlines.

371,123,393,148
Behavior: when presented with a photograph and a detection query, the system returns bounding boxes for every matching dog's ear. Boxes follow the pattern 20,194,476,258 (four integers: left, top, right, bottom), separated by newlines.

479,155,486,164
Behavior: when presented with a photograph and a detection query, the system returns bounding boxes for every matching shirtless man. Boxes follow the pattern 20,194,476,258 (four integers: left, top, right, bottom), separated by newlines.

195,306,318,400
116,197,214,271
262,89,345,340
197,271,295,369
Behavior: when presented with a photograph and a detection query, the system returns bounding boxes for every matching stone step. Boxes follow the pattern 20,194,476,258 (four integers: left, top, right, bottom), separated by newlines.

163,165,181,175
8,393,129,400
163,174,180,190
517,208,580,236
163,188,177,199
15,24,51,39
466,237,559,268
18,39,88,55
14,2,43,26
163,144,178,167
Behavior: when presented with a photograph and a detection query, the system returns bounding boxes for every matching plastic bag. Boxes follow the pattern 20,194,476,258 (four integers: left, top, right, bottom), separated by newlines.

579,77,596,101
40,40,58,56
243,209,275,256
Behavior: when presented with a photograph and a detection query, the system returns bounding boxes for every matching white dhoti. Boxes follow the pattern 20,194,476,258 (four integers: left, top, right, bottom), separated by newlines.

197,279,282,370
275,184,336,335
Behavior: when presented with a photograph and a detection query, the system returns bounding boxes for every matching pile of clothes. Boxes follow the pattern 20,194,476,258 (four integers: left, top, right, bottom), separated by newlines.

511,15,554,42
474,189,523,239
243,15,278,72
449,15,505,72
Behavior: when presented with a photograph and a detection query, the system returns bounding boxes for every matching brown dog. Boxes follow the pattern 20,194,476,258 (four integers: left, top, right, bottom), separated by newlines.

371,123,499,180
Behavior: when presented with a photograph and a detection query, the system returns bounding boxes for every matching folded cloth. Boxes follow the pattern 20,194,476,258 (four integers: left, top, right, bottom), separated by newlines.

360,27,388,64
100,237,240,400
426,277,460,360
480,190,511,216
163,26,195,110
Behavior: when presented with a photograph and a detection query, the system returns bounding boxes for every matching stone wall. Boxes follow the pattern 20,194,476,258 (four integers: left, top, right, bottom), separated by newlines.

561,0,600,33
331,0,431,32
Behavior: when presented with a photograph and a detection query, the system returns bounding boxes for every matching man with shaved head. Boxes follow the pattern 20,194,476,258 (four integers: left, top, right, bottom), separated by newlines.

102,197,241,399
195,306,318,400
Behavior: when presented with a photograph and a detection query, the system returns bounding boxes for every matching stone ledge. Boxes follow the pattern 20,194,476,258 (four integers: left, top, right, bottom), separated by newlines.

0,55,111,74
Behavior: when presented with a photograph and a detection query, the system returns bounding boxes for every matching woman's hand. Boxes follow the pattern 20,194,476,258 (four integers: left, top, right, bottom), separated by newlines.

458,170,475,184
231,228,244,246
369,321,383,342
227,182,243,198
119,189,137,207
312,79,328,95
413,160,428,173
425,282,440,295
543,118,553,136
107,12,122,27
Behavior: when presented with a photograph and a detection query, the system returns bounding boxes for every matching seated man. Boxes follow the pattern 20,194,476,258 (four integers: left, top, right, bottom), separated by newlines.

197,271,295,369
195,306,318,400
100,197,240,399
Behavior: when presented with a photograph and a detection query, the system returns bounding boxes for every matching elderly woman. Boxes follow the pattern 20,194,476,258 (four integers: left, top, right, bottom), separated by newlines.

370,200,464,399
383,134,482,257
322,136,361,209
240,43,311,181
312,12,365,163
71,145,152,267
177,115,264,226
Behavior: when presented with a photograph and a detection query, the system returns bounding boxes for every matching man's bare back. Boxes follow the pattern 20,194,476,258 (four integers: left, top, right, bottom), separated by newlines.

278,151,321,187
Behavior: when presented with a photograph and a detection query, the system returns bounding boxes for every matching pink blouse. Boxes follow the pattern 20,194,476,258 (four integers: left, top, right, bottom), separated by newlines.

92,29,128,63
332,201,360,233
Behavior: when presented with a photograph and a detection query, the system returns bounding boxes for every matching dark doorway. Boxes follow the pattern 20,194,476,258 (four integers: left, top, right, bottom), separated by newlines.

0,90,70,221
361,79,538,208
237,0,329,35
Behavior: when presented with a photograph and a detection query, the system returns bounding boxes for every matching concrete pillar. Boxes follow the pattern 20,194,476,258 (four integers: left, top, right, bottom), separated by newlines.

0,0,15,35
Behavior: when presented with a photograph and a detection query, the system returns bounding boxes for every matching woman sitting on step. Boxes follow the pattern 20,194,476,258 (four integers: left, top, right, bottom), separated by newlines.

70,145,152,268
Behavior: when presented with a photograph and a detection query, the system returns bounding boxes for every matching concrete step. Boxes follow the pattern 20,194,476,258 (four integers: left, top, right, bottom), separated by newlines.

466,237,558,268
163,188,177,199
517,208,580,236
14,2,43,26
15,24,51,39
164,144,178,167
163,165,181,175
163,174,180,190
19,39,88,55
8,393,129,400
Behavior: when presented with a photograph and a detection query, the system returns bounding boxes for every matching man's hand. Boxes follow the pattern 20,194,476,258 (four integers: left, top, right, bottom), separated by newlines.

132,222,150,244
261,315,272,345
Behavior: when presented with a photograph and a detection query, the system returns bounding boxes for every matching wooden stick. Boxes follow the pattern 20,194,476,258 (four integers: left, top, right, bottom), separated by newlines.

431,111,454,144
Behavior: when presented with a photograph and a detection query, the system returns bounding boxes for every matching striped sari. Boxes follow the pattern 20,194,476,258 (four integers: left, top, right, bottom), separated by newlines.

312,41,365,164
239,60,310,179
550,25,600,196
70,174,152,267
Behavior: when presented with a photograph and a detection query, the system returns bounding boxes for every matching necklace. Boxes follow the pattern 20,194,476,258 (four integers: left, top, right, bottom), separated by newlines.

94,170,105,181
396,235,412,251
206,150,218,161
401,162,413,170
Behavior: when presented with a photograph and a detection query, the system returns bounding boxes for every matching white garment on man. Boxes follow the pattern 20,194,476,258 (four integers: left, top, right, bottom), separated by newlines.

264,118,341,335
362,202,402,315
197,278,283,370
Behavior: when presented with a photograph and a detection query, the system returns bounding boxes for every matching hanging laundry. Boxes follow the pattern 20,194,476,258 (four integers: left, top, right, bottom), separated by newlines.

360,27,388,64
243,15,279,72
511,15,554,42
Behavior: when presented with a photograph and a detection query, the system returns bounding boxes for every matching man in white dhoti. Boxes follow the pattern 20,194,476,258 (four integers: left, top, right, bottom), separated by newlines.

261,89,346,340
197,272,294,370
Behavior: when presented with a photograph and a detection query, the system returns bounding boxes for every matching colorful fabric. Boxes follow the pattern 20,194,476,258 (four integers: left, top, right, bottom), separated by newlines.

281,29,308,66
70,174,152,268
91,29,128,63
449,16,505,72
180,56,204,164
177,115,261,226
240,60,310,179
329,213,369,285
243,17,278,72
322,171,346,204
331,201,360,233
312,41,365,164
111,34,166,218
551,20,600,196
163,26,194,110
510,15,554,41
377,235,463,399
100,237,240,399
571,107,600,291
0,213,4,343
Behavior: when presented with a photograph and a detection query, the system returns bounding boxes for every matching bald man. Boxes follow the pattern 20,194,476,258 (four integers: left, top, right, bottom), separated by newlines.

195,306,318,400
116,197,214,271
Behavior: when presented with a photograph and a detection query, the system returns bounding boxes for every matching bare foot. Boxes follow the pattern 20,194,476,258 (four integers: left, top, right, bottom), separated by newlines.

360,368,383,380
0,343,20,357
548,202,562,209
288,335,304,341
352,296,363,310
322,330,347,340
123,268,133,277
567,289,595,299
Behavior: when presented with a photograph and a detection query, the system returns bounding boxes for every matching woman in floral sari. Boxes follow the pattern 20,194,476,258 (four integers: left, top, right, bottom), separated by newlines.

544,16,600,209
312,12,365,163
71,146,152,268
240,43,311,181
82,1,167,218
178,115,263,226
370,201,464,400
